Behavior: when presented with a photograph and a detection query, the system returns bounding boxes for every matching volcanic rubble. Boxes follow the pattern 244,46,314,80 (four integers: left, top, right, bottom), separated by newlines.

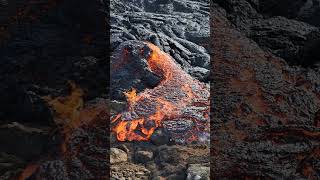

212,1,320,179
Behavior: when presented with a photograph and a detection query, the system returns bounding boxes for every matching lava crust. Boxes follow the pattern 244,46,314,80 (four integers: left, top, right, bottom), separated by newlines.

212,2,320,179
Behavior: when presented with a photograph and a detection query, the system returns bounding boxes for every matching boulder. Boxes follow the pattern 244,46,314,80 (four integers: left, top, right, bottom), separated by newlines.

110,148,128,164
186,164,210,180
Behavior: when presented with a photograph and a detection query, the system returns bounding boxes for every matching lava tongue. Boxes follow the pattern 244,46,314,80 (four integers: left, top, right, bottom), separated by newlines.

111,41,210,144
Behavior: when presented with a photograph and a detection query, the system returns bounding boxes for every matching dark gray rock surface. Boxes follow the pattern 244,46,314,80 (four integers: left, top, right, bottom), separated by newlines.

109,1,210,179
215,0,320,67
110,0,210,82
0,0,107,179
212,2,320,179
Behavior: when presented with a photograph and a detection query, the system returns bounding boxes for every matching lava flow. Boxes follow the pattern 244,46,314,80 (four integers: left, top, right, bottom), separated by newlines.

111,41,210,143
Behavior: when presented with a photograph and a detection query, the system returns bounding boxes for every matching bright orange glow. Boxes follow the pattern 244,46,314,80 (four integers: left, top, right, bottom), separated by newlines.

124,88,141,109
111,42,209,143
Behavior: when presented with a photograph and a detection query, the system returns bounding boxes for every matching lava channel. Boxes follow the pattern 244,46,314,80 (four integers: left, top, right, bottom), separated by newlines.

111,41,210,144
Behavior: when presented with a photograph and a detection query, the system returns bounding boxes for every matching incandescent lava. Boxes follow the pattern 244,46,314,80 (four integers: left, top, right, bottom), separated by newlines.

111,41,210,144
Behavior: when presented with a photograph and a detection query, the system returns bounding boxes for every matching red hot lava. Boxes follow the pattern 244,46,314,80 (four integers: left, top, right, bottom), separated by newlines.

111,42,210,143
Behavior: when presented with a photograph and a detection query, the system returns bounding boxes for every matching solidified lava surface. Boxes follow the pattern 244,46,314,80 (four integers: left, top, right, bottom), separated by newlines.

0,0,211,179
110,0,210,82
110,0,210,145
212,1,320,179
0,0,108,179
109,0,210,179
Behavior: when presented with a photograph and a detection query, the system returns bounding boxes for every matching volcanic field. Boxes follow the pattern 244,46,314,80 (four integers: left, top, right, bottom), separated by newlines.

0,0,318,179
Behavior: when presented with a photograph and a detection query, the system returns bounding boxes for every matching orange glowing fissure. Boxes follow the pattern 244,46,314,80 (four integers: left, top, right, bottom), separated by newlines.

111,42,209,142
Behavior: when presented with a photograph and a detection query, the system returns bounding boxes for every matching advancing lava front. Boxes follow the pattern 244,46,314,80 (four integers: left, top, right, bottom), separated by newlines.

111,41,210,144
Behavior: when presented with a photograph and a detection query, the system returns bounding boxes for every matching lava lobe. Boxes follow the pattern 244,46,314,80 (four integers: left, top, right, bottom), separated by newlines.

111,41,210,144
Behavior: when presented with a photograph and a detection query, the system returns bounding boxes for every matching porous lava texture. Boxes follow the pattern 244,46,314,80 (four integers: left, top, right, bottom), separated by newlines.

212,1,320,179
111,0,210,82
214,0,320,67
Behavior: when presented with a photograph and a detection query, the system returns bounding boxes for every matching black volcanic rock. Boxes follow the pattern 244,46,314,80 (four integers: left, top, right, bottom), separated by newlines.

212,2,320,179
258,0,320,27
258,0,307,18
249,17,320,65
0,0,107,100
26,106,109,179
301,31,320,67
215,0,320,67
0,122,50,161
0,80,53,125
110,40,162,101
150,128,170,146
0,0,107,178
109,1,211,179
110,0,210,80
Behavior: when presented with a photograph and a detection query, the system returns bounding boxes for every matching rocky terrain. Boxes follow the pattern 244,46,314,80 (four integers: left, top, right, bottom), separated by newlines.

0,0,211,179
1,0,318,179
212,0,320,179
110,0,210,82
110,0,210,179
0,0,109,179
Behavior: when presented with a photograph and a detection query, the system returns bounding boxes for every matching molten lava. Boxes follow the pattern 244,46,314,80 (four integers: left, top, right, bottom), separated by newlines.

111,42,210,143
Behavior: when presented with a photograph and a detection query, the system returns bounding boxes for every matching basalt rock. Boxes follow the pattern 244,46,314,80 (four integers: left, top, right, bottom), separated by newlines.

258,0,320,27
0,0,107,100
212,3,320,179
110,0,210,80
214,0,320,67
0,80,54,125
135,150,154,164
0,0,107,178
24,102,109,179
110,40,162,101
0,122,51,162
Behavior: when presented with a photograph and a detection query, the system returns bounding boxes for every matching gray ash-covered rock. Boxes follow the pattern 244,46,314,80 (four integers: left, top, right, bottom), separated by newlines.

110,0,210,82
134,150,153,164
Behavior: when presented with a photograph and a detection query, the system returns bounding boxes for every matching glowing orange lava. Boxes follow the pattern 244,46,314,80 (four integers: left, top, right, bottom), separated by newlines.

111,42,210,143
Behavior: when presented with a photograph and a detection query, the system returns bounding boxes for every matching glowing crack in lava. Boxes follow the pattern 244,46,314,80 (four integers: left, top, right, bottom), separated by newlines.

111,41,210,144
